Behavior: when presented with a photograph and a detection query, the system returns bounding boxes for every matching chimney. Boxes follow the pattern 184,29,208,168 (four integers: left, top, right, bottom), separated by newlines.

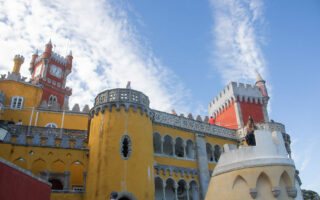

12,55,24,74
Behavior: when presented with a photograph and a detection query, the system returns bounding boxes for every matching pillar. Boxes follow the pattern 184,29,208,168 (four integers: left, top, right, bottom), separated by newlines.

64,171,70,190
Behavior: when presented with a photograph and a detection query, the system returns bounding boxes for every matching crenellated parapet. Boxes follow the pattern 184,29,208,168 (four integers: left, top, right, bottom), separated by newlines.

152,110,237,140
90,88,152,117
2,125,87,149
208,82,263,117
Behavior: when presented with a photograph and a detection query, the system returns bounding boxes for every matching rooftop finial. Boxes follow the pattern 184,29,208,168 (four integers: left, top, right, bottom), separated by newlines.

126,81,131,89
48,39,52,45
34,49,38,55
68,50,72,56
256,73,264,82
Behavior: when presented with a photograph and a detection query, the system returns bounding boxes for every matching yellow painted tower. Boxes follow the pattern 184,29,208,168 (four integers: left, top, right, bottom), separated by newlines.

85,89,155,200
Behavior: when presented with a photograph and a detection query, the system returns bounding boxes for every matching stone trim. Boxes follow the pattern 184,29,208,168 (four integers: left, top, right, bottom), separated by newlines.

154,164,198,179
0,157,51,186
152,110,237,140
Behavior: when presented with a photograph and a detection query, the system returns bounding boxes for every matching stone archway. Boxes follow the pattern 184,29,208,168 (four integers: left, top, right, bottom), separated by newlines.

118,191,137,200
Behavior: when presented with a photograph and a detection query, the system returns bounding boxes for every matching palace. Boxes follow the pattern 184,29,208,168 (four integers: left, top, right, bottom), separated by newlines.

0,41,302,200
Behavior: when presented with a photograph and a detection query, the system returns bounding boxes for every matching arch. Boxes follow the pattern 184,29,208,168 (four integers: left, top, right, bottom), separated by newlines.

279,170,292,187
118,191,137,200
45,123,58,128
155,176,164,200
189,180,199,200
49,178,63,190
232,175,248,189
48,95,58,106
213,144,222,162
153,132,162,154
13,157,27,169
163,135,173,156
70,161,85,190
175,137,184,157
186,139,195,159
177,179,188,200
232,175,250,199
31,158,47,176
165,178,176,200
206,143,214,162
256,172,273,199
279,170,292,199
51,159,65,172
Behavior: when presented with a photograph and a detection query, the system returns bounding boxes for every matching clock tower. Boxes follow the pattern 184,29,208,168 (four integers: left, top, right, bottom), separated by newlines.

29,40,73,109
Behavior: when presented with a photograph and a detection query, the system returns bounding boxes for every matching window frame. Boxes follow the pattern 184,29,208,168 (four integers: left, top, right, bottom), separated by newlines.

10,96,24,110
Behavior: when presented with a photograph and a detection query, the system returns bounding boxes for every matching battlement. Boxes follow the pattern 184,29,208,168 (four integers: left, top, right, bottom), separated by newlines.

212,130,294,176
0,73,42,87
14,54,25,62
208,82,263,117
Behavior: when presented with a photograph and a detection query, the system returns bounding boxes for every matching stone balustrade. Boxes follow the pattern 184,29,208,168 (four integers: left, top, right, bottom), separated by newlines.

2,125,88,149
152,110,237,140
237,121,286,139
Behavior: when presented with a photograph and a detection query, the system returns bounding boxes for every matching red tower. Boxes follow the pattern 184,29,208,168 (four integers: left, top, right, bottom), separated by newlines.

29,40,73,109
208,75,269,129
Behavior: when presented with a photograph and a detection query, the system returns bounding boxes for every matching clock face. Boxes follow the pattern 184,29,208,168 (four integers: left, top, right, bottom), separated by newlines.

49,64,62,78
34,64,42,76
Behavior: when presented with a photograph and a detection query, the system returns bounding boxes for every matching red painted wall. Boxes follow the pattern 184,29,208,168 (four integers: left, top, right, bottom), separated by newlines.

41,86,66,108
215,103,238,129
239,102,264,125
0,161,51,200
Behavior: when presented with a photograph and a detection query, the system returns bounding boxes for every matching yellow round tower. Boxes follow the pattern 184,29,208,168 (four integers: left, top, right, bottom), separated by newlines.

205,130,302,200
85,88,155,200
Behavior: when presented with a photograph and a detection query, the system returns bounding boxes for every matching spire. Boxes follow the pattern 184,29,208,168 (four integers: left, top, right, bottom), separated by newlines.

48,39,52,45
68,50,72,56
33,49,38,55
256,73,264,82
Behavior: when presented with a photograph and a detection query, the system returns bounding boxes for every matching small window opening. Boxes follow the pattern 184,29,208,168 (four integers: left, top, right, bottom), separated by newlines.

122,138,129,158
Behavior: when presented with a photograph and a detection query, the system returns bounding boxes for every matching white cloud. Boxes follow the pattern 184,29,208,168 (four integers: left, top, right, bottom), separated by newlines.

209,0,267,84
0,0,190,112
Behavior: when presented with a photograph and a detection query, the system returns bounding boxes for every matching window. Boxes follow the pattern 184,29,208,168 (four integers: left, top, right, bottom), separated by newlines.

45,123,58,128
48,95,58,106
10,96,24,109
120,135,132,160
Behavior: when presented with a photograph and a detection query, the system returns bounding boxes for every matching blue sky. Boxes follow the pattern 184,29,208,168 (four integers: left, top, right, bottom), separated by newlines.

0,0,319,193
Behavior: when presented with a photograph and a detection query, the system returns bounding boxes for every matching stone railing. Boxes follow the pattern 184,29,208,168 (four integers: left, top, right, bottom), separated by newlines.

152,110,237,140
237,122,286,139
94,88,150,108
1,125,88,149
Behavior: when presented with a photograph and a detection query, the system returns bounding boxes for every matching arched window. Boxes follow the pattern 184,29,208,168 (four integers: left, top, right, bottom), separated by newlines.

186,140,194,159
214,145,222,162
165,178,176,200
175,137,184,157
206,143,214,162
177,180,187,200
163,135,173,156
153,132,162,154
48,95,58,106
120,135,132,160
189,180,199,200
10,96,24,109
49,178,63,190
45,123,58,128
155,177,164,200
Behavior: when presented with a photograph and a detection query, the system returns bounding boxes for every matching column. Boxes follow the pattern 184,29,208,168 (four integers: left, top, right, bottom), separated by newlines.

172,140,175,157
186,184,190,200
174,182,178,200
161,138,164,154
195,134,210,199
183,141,186,158
44,170,51,181
64,171,70,190
162,182,166,200
234,100,244,128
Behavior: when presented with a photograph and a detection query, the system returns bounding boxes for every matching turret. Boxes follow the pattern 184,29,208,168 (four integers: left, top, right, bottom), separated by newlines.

43,39,52,59
86,88,154,200
255,73,268,97
12,55,24,74
29,49,38,73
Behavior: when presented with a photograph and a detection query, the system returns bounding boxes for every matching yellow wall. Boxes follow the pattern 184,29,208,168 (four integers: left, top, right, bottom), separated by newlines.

0,143,88,190
51,193,83,200
205,165,296,200
0,80,42,108
86,106,154,200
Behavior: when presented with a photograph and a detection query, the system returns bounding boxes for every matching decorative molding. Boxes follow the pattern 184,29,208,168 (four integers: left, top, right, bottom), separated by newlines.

152,110,237,140
154,164,198,179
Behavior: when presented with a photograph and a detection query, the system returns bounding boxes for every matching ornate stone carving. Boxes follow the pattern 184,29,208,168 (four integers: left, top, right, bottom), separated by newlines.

272,186,281,197
152,110,237,140
249,188,258,199
287,187,297,198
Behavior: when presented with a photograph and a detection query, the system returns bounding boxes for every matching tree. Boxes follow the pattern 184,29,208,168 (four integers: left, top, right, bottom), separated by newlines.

302,189,320,200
